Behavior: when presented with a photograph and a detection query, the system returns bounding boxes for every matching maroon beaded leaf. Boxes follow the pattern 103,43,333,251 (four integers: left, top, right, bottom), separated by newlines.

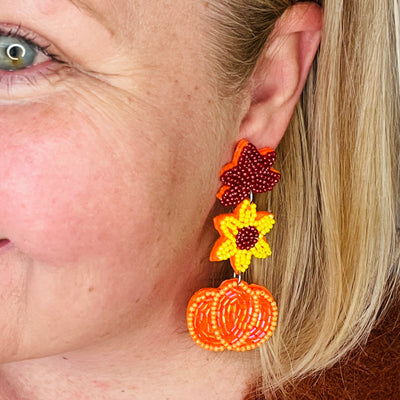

217,140,280,207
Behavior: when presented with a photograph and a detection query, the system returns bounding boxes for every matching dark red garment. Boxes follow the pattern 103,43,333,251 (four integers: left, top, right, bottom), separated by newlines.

277,303,400,399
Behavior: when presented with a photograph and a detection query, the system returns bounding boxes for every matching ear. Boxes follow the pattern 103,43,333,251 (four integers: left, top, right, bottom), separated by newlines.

239,2,322,149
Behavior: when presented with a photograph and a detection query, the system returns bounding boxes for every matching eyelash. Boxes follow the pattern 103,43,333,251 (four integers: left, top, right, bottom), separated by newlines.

1,25,62,62
0,25,65,90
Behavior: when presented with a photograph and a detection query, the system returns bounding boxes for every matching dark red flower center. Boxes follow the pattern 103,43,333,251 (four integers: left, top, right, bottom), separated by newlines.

236,226,259,250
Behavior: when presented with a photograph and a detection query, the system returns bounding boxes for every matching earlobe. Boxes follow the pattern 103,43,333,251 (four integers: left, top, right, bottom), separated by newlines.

239,2,322,149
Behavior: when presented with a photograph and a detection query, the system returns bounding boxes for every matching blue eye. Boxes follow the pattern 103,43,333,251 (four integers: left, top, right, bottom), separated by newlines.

0,36,37,71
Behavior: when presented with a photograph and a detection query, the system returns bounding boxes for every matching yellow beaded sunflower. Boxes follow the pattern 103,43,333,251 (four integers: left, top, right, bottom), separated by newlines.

210,199,275,274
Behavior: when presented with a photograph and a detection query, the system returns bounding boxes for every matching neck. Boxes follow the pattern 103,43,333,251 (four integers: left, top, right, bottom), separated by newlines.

0,290,257,400
0,336,256,400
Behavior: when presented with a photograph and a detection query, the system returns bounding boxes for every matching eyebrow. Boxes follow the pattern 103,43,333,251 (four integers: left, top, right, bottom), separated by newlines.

67,0,116,36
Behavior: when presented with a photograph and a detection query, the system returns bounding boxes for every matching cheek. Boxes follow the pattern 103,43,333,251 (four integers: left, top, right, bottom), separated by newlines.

0,94,222,271
0,108,153,267
1,141,108,263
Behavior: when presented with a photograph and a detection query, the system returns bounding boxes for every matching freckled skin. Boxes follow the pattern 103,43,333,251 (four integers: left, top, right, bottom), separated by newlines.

0,0,240,364
0,84,230,360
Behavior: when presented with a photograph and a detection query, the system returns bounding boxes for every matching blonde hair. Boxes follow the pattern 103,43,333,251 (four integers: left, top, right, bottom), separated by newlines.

207,0,400,395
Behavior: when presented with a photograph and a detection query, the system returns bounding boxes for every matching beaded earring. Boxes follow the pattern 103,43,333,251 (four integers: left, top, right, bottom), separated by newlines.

186,140,280,352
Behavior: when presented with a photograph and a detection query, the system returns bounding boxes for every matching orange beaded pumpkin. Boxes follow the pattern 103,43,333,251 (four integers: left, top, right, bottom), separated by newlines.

187,279,278,352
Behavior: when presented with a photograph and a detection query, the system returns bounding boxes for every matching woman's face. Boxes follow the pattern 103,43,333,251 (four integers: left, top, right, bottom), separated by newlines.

0,0,239,362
